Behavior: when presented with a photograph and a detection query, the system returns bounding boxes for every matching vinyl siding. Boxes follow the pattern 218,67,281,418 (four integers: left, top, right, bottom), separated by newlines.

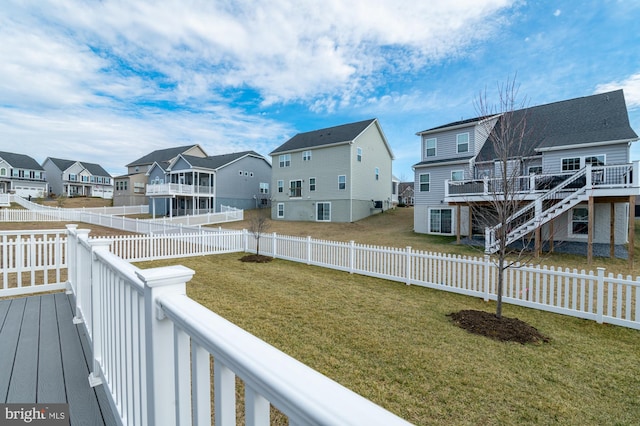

541,143,629,173
420,124,477,162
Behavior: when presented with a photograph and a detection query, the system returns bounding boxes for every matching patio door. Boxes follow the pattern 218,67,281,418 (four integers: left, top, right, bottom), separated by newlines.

316,202,331,222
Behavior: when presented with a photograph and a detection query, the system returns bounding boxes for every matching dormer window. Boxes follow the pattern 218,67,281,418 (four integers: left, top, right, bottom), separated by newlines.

456,133,469,153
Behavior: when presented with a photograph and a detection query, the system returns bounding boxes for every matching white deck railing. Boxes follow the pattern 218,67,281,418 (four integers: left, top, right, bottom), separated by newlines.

146,182,214,196
66,226,412,426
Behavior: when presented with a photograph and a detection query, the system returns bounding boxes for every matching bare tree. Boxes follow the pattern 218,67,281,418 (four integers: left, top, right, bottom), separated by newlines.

472,77,534,318
248,207,271,257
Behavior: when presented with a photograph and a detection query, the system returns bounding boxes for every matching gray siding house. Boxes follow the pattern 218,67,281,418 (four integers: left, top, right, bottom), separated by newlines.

270,118,394,222
42,157,113,199
146,151,271,217
413,90,639,257
0,151,48,199
114,144,205,207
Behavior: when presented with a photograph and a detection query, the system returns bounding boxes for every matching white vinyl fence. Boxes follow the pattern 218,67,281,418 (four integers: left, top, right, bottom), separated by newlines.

2,226,639,330
3,195,243,232
66,227,412,426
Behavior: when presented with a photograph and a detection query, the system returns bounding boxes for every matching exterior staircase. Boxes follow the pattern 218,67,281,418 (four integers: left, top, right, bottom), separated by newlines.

485,166,590,254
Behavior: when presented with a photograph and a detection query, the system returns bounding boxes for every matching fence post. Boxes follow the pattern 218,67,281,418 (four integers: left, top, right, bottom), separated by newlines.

138,265,195,426
483,255,491,301
405,246,412,285
273,232,277,258
307,236,312,265
87,239,113,387
349,241,355,273
243,229,248,253
596,267,605,324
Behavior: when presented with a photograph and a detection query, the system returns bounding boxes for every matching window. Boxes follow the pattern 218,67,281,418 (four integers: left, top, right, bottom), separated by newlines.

279,154,291,168
528,166,543,175
303,150,312,161
82,175,89,182
425,138,436,157
456,133,469,153
585,155,605,166
357,147,362,162
0,168,6,176
259,182,269,194
69,174,77,182
430,209,453,234
374,168,379,181
309,177,316,191
338,175,346,190
571,207,588,235
277,180,284,193
289,180,302,197
419,173,430,192
277,203,284,218
562,157,580,171
451,170,464,181
317,202,331,221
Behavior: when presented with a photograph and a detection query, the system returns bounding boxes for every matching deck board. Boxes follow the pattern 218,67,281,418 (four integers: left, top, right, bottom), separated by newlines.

37,294,66,403
0,294,114,425
7,296,40,402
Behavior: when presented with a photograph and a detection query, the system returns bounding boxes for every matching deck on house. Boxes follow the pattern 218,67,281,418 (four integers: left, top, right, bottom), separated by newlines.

0,292,116,426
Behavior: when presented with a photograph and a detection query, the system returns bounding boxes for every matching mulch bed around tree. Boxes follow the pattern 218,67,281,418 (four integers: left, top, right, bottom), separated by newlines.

239,254,273,263
448,310,550,344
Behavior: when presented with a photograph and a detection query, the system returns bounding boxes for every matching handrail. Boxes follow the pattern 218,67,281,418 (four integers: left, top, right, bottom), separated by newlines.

159,294,412,425
486,165,590,253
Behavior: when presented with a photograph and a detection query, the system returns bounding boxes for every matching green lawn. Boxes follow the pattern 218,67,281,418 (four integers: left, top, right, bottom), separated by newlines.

137,253,640,426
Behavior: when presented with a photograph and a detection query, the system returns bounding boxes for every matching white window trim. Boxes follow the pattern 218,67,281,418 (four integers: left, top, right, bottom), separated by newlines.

277,203,285,218
277,180,284,193
428,208,454,235
309,177,316,192
303,150,312,161
451,170,464,181
424,137,437,158
568,206,589,238
374,167,379,181
561,157,581,172
356,147,362,162
528,165,543,175
456,133,469,153
289,179,302,198
419,173,430,192
338,175,346,190
316,202,331,222
279,154,291,168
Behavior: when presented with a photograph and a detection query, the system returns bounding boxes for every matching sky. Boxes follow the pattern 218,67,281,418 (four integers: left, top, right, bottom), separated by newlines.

1,0,639,180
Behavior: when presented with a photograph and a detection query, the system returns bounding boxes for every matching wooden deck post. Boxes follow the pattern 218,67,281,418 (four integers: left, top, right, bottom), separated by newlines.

610,203,615,259
629,195,635,269
456,205,461,244
588,196,594,265
534,227,541,258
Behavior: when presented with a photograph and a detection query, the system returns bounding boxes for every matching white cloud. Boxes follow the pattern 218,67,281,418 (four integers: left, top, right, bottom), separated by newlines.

595,73,640,109
553,9,561,17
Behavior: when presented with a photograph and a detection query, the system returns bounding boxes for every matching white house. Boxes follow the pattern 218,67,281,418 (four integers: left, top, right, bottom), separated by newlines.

43,158,114,199
0,151,48,200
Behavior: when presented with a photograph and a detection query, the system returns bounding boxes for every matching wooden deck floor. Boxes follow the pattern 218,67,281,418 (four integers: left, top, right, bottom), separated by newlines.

0,293,117,425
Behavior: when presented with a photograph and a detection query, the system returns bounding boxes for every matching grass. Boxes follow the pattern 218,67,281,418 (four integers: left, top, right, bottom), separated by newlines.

136,253,640,425
3,204,640,424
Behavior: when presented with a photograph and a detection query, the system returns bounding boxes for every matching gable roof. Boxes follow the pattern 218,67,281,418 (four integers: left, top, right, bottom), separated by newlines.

270,119,378,155
416,116,491,135
0,151,44,170
172,151,268,171
127,144,202,167
476,90,638,161
45,157,111,177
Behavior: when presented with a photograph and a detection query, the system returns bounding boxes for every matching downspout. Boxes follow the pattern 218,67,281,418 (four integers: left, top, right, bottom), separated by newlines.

350,142,353,222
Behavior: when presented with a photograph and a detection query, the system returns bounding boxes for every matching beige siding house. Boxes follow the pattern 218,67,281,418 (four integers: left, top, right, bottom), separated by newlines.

270,118,394,222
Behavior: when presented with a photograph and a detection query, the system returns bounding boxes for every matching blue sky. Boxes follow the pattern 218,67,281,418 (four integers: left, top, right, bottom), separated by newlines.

1,0,639,180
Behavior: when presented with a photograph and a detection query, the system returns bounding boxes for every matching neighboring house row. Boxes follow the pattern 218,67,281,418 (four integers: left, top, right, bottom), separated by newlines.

397,182,415,206
43,157,114,199
413,89,639,258
270,118,394,222
0,151,48,199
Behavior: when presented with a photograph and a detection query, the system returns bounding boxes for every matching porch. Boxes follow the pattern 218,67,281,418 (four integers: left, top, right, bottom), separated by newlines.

0,293,116,425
